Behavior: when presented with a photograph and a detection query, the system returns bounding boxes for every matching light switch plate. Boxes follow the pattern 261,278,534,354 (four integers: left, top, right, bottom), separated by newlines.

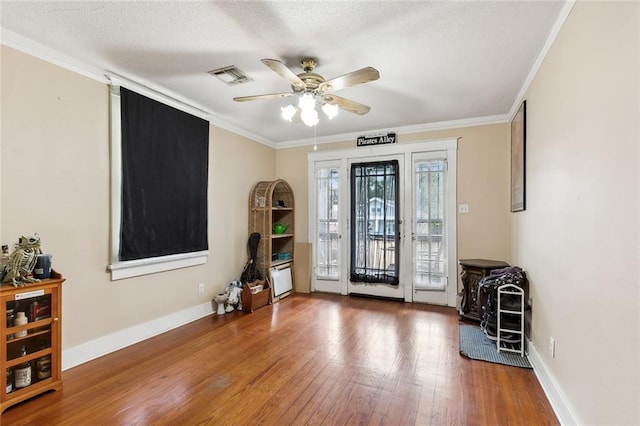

458,203,470,214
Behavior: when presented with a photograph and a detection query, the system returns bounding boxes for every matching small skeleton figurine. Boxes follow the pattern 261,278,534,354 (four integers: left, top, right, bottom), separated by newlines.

2,234,41,287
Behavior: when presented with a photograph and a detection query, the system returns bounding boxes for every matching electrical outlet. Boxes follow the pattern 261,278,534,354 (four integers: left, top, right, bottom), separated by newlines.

198,283,205,294
549,337,556,358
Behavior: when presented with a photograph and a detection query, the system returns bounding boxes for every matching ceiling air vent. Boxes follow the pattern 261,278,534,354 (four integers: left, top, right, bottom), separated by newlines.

208,65,253,86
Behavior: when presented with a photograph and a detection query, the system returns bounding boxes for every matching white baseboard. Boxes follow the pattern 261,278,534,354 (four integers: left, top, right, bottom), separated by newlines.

527,338,581,425
62,301,214,370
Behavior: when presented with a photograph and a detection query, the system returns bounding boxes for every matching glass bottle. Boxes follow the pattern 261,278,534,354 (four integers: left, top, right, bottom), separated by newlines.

6,308,15,340
36,355,51,380
14,345,32,389
36,337,51,380
14,311,28,337
6,368,13,394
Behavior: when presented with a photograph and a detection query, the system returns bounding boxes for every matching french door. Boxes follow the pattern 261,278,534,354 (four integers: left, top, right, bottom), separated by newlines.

312,160,344,294
347,155,404,299
410,152,449,305
309,139,457,306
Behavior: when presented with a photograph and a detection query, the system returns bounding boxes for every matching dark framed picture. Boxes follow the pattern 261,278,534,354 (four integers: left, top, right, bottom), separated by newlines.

510,100,526,212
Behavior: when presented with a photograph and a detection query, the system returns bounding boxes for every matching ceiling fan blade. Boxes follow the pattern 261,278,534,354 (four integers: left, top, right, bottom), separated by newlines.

261,59,306,91
319,67,380,92
322,94,371,115
233,92,295,102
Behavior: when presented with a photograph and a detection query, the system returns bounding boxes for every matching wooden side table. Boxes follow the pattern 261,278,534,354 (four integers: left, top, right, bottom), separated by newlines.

458,259,509,322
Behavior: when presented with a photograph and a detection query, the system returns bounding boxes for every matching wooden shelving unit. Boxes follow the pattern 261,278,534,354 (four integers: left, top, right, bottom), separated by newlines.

249,179,295,301
1,271,65,412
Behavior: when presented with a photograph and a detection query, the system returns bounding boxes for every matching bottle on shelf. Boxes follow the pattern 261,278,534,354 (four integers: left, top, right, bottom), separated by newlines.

6,368,13,394
36,355,51,380
30,296,51,322
14,311,28,337
14,345,32,389
6,308,15,340
36,337,51,380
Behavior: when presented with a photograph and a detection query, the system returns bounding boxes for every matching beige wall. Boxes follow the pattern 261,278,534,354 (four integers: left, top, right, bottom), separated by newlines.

511,2,639,424
276,123,512,291
0,46,275,348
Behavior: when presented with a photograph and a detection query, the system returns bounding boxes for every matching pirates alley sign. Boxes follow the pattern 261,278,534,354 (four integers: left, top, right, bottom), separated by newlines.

356,132,397,147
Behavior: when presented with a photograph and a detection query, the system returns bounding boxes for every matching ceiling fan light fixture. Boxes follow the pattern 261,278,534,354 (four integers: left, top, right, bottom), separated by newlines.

301,107,319,127
235,58,379,127
298,92,316,111
281,104,297,122
321,103,339,120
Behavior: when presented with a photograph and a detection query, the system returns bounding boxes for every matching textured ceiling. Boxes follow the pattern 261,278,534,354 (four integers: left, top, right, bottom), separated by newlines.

0,1,569,147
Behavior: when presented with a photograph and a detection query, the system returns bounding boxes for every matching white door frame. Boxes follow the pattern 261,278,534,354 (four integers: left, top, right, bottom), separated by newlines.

308,138,458,307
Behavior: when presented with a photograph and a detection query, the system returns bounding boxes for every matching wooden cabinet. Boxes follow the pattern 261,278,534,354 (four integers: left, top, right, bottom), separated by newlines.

1,271,65,412
458,259,509,322
249,179,295,301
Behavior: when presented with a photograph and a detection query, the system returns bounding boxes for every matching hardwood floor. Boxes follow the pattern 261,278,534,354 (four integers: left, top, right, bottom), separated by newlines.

2,293,558,425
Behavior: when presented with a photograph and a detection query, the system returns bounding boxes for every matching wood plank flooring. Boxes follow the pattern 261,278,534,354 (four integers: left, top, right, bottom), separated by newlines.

1,293,558,425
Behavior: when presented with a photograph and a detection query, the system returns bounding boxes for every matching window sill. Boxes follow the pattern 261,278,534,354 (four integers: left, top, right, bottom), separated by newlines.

107,251,208,280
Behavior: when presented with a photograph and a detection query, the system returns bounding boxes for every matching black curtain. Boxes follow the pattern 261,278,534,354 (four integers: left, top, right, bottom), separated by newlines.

119,87,209,261
350,160,400,285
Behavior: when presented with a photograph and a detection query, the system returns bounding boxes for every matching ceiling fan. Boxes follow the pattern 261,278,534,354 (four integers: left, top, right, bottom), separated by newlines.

233,58,380,125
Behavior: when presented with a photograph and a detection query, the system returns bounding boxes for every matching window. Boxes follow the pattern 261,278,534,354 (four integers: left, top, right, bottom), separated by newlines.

108,78,210,280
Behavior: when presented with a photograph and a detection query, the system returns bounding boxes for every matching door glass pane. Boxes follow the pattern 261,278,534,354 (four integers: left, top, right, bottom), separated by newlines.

414,159,446,289
315,167,340,279
350,160,400,285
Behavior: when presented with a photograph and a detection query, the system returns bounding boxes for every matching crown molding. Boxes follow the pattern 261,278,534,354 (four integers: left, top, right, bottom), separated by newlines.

4,9,571,152
107,73,212,121
1,27,108,83
275,114,509,149
281,0,576,149
208,119,276,148
508,0,576,120
0,27,276,148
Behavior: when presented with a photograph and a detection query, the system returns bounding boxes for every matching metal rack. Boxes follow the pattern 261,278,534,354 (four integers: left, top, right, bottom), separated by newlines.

497,283,525,356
